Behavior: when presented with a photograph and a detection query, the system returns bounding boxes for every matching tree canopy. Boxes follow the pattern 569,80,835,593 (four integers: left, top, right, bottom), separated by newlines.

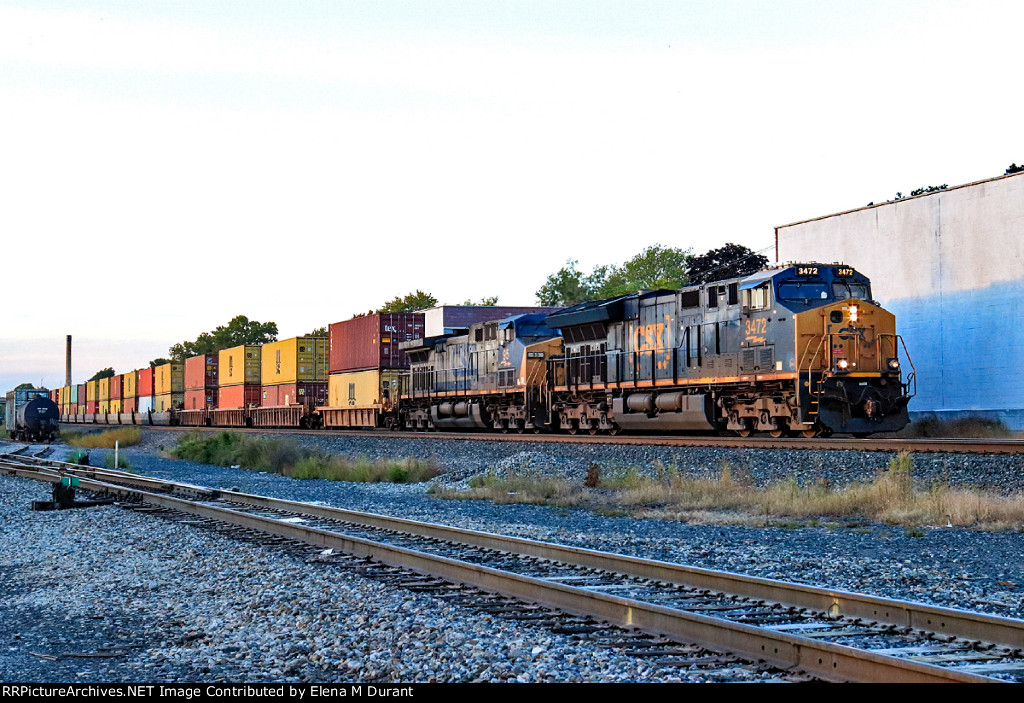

536,244,691,306
304,326,328,338
87,368,115,382
686,243,768,284
167,315,279,360
376,290,438,314
149,358,171,368
462,296,499,306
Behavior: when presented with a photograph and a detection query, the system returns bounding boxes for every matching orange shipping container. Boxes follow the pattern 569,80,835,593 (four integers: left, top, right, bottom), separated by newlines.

185,355,218,391
219,346,261,386
218,384,260,409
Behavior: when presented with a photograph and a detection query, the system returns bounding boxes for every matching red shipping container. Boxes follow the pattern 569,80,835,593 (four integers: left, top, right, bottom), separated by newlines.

77,384,86,404
260,382,327,409
185,354,219,391
329,313,425,373
110,374,123,400
123,397,137,413
86,401,99,414
218,384,261,409
138,367,155,396
184,389,217,410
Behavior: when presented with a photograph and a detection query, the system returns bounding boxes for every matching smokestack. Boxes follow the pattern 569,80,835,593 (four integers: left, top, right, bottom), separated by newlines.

66,335,72,386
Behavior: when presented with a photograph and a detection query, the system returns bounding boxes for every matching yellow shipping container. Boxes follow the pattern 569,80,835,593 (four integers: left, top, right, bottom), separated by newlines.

110,398,122,414
154,392,183,413
327,369,402,409
155,363,184,395
99,400,109,414
99,377,110,401
123,370,138,398
261,337,328,386
219,345,261,386
87,380,98,402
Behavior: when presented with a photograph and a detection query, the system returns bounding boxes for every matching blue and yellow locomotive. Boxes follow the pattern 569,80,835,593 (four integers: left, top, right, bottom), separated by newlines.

545,263,914,437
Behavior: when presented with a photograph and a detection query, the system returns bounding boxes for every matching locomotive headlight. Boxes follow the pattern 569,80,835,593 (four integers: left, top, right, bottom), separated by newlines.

835,358,849,373
849,305,859,323
887,358,900,371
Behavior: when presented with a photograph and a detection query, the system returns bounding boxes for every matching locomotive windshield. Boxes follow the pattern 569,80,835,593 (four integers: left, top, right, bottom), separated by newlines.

777,281,829,302
831,280,870,300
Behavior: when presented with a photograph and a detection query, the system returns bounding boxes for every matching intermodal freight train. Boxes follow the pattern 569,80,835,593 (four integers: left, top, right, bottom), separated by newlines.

48,263,914,439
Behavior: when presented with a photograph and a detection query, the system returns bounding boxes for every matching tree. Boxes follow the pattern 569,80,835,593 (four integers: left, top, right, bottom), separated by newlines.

1007,163,1024,175
686,243,768,284
149,358,171,368
304,326,328,337
462,296,499,306
167,315,278,360
536,260,607,307
598,244,690,297
376,290,438,314
88,368,115,382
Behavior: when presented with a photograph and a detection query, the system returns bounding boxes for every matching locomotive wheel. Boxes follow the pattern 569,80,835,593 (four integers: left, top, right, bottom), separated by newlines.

588,427,599,436
769,419,789,439
736,428,753,437
608,426,620,436
801,429,818,438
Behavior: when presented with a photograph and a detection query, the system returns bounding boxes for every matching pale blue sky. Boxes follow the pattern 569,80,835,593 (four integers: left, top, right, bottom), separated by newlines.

2,1,1021,391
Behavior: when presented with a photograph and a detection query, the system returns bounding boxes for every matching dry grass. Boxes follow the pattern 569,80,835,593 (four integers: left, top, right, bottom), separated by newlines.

434,453,1024,531
170,430,440,483
62,427,142,449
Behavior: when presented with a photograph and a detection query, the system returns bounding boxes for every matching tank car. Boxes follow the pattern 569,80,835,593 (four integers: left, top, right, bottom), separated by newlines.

5,387,61,441
399,313,562,431
545,263,914,437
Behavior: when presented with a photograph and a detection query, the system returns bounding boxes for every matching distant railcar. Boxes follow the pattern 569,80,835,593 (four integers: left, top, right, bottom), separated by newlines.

6,387,61,441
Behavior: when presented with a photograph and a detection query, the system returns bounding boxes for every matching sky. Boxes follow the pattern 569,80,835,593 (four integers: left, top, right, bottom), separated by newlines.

2,0,1022,392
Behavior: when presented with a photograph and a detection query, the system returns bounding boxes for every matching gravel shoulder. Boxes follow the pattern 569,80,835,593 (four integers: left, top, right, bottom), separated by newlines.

3,429,1024,682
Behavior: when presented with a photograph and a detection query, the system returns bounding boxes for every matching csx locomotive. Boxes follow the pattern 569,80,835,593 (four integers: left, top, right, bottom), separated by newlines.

400,263,914,437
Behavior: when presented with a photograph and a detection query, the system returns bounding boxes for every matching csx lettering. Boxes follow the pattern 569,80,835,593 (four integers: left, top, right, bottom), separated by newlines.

634,323,665,351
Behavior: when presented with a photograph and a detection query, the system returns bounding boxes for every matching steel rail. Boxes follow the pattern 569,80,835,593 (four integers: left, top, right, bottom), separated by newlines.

12,454,1024,649
2,462,1007,682
66,423,1024,454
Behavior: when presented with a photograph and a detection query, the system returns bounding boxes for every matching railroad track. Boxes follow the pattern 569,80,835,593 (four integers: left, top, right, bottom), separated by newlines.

5,452,1023,682
61,423,1024,454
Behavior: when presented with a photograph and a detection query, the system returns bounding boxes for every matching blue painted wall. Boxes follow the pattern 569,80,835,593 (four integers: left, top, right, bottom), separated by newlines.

887,278,1024,429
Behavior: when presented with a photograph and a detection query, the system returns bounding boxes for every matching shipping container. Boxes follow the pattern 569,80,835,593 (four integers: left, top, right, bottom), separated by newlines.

99,400,109,414
260,337,328,386
138,367,154,396
86,380,98,403
99,377,110,402
86,400,99,414
76,384,85,404
154,363,184,395
329,313,424,373
109,398,122,414
219,345,261,386
218,384,261,409
123,397,137,414
184,388,217,410
154,392,183,413
327,369,403,409
70,403,78,416
260,382,327,409
138,396,154,414
71,384,80,404
110,374,123,400
185,354,219,391
123,371,137,399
